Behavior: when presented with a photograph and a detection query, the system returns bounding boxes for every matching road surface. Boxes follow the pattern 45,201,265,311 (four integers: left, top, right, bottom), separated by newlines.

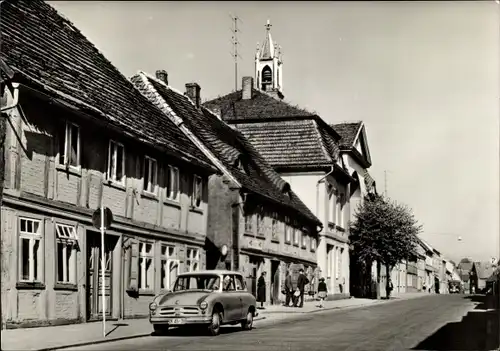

67,294,499,351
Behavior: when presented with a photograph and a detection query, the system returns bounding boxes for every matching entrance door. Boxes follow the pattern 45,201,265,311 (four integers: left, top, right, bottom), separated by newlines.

270,261,280,305
86,231,117,321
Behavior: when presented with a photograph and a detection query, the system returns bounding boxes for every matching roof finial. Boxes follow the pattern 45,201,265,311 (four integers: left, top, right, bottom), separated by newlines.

265,19,272,31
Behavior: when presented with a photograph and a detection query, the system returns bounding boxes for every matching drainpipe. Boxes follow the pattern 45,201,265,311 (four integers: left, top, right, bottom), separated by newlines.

316,165,334,219
1,82,20,112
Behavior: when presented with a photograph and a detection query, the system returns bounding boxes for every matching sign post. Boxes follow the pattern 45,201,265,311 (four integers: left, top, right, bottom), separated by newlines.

92,206,113,338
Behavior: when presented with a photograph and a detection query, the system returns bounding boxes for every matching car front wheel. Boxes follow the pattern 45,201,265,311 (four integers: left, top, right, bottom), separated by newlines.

153,324,169,335
241,310,254,330
208,310,222,336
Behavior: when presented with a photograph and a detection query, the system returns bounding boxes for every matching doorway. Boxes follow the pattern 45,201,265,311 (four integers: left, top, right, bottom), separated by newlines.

86,231,118,321
270,260,280,305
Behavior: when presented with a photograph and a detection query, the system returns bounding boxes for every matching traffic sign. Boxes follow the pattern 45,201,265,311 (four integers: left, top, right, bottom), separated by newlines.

92,207,113,230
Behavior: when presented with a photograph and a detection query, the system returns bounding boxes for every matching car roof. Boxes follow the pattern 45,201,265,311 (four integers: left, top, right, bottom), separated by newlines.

177,270,243,277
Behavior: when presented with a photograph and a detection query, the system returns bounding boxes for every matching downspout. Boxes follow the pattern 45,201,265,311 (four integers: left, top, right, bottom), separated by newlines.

316,165,334,219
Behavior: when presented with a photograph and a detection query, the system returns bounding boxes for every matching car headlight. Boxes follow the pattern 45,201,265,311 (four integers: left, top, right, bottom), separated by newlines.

149,302,158,311
200,301,208,310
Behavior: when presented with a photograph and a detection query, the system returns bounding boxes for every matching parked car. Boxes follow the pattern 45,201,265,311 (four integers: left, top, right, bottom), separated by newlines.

448,280,462,294
149,270,258,336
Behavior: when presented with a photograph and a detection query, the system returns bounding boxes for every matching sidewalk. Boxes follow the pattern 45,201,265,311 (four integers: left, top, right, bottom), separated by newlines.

1,293,427,351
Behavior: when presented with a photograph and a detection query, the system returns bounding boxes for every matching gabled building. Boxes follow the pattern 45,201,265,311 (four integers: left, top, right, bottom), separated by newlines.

131,71,322,305
471,261,497,293
204,22,355,297
0,0,218,328
331,121,377,297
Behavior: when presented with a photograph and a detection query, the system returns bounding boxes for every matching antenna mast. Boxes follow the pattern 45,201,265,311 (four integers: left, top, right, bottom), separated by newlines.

384,170,388,197
230,14,242,92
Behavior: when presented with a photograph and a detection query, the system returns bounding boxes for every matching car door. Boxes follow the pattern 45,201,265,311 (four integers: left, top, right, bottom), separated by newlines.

221,274,239,322
233,274,247,320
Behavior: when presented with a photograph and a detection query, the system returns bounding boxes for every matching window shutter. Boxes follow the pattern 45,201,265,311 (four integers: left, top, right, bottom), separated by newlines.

128,239,139,289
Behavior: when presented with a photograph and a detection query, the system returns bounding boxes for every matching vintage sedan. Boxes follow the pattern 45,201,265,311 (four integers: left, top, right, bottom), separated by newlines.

149,270,258,336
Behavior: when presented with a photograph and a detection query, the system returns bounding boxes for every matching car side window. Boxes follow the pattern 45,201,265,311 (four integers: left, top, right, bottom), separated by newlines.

222,275,235,291
234,275,246,291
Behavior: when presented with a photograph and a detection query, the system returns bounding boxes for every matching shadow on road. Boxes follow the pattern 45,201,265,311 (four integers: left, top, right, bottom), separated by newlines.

412,295,500,351
151,325,245,337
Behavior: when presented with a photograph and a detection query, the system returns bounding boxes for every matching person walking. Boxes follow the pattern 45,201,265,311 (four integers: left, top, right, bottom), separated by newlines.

387,278,394,299
284,270,293,307
317,278,327,308
293,269,309,308
257,271,267,309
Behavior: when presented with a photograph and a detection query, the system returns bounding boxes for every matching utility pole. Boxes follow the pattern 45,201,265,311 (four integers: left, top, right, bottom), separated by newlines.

230,14,242,92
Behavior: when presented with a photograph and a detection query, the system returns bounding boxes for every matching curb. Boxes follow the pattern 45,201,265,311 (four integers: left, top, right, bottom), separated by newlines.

36,333,151,351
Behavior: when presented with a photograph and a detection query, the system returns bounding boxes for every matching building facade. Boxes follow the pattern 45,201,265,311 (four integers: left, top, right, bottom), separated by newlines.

132,71,322,306
204,22,356,298
0,0,217,328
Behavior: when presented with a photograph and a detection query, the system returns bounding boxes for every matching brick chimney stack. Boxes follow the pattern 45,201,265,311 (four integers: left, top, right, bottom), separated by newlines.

185,83,201,109
155,70,168,85
242,76,253,100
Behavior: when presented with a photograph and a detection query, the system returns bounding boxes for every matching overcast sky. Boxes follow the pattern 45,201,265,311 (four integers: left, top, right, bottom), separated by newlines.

49,1,500,263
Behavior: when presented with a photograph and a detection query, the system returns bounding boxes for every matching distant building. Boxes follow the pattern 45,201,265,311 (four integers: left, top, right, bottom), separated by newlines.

470,261,497,293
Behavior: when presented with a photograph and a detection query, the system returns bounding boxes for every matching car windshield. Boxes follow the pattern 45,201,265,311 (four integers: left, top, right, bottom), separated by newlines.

173,274,221,292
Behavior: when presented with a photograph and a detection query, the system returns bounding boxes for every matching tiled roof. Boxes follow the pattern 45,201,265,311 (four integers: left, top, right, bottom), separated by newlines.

234,120,339,169
474,262,496,280
203,89,315,121
132,73,322,227
331,122,362,149
204,90,341,170
1,0,214,170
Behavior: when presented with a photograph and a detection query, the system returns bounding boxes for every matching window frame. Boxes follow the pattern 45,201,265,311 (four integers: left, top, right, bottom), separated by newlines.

186,248,200,272
284,223,291,244
18,217,44,283
55,223,78,285
58,120,81,169
301,231,307,249
160,244,179,291
138,241,155,291
107,139,126,185
143,155,158,195
271,217,279,242
256,213,265,237
293,228,300,246
311,237,317,252
191,175,203,208
165,165,180,202
244,214,254,234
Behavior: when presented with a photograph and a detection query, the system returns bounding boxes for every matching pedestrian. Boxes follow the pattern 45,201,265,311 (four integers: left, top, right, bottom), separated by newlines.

317,277,327,308
387,278,394,298
284,270,293,307
257,271,267,309
422,282,426,293
293,268,309,308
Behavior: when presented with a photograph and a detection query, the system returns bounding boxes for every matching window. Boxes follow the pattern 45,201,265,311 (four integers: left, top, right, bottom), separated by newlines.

301,232,307,249
293,228,299,246
138,242,154,290
165,165,180,201
174,274,219,291
285,224,291,243
143,156,158,194
186,248,200,272
311,238,317,252
244,214,253,233
58,121,81,168
338,193,345,227
192,175,202,208
336,248,342,279
160,245,179,290
271,218,279,241
56,224,78,284
256,214,264,236
108,140,125,184
234,275,246,291
19,218,43,282
222,274,235,291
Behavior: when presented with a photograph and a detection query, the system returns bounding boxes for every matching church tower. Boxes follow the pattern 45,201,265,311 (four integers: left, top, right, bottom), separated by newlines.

255,20,284,100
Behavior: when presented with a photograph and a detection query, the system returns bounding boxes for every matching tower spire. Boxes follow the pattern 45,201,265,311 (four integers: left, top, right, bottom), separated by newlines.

255,19,283,99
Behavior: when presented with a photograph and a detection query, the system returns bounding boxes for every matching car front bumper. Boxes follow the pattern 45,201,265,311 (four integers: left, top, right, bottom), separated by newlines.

150,315,213,326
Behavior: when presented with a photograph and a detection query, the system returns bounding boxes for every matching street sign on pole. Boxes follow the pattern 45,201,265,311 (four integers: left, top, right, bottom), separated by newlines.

92,206,113,338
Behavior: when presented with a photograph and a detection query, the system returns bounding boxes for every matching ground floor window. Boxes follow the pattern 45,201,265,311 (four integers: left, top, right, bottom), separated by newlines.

161,244,179,290
56,223,78,284
138,241,154,290
19,218,43,282
187,248,200,272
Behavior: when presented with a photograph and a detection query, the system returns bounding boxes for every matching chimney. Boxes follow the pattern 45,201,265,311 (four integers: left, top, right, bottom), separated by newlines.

155,70,168,85
185,83,201,108
242,76,253,100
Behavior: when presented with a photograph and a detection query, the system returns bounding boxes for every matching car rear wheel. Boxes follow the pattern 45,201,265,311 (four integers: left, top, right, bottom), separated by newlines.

153,324,169,335
208,310,222,336
241,310,254,330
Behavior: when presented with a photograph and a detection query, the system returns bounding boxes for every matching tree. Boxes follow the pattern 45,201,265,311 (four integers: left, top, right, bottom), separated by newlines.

349,194,422,299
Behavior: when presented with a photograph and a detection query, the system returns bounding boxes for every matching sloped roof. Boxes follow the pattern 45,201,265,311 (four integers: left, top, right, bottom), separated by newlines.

204,89,342,170
260,26,274,60
474,262,497,280
132,73,322,228
457,260,474,272
1,0,214,170
204,89,315,122
331,122,362,149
